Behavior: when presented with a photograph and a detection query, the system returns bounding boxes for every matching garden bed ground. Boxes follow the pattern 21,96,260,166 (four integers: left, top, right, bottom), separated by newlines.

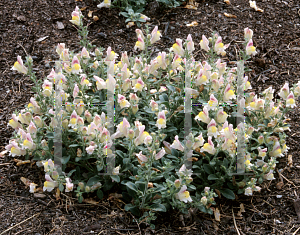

0,0,300,234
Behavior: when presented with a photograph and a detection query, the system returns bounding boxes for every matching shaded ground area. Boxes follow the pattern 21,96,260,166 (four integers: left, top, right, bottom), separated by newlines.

0,0,300,234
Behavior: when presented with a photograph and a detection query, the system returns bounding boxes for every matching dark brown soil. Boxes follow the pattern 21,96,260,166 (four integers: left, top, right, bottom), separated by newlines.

1,0,300,234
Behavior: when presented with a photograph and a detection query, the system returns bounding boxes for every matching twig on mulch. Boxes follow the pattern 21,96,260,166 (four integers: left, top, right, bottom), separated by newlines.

293,226,300,235
0,213,40,235
232,207,240,235
17,43,28,57
276,169,296,187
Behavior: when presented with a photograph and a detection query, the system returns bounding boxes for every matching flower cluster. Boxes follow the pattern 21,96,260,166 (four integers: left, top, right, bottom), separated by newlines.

5,6,299,227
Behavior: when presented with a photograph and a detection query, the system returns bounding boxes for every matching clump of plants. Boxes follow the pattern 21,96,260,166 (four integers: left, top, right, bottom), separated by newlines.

6,6,298,228
97,0,185,27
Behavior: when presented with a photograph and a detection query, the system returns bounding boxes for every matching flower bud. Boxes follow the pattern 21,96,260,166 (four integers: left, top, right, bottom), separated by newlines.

186,177,193,184
85,186,91,192
262,164,268,173
132,104,138,115
237,181,246,188
62,119,69,129
78,182,85,191
95,48,101,57
66,103,72,112
148,182,154,188
27,56,33,64
77,148,82,157
41,140,48,147
201,196,207,206
128,129,135,139
258,135,264,145
174,179,181,188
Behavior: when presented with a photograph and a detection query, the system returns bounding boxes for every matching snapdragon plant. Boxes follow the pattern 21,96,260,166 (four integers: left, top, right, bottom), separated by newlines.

6,6,298,228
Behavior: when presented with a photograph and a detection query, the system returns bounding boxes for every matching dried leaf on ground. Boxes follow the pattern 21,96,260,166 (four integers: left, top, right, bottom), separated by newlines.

250,0,264,12
83,198,99,205
224,13,237,18
20,177,31,186
186,21,198,26
214,208,221,221
88,11,93,18
56,21,64,29
288,155,293,167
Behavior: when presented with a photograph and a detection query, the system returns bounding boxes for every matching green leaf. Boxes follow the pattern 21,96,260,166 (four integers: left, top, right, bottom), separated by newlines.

67,169,76,177
124,203,135,211
136,181,146,192
69,144,80,148
48,139,54,150
123,158,131,164
78,195,83,203
223,158,229,168
159,93,169,102
208,174,219,180
97,189,104,200
125,204,140,216
87,176,101,186
166,84,176,92
61,155,70,164
125,182,138,192
165,126,177,133
148,203,166,212
219,188,235,200
116,150,125,158
110,175,120,183
59,183,64,192
46,132,54,139
171,148,179,158
203,164,214,175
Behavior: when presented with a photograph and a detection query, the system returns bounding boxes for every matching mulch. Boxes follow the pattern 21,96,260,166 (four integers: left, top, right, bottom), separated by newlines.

0,0,300,234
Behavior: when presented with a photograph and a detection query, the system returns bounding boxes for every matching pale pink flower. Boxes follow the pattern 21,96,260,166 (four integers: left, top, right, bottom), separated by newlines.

73,83,79,98
71,56,81,74
176,185,192,203
65,178,74,192
150,99,158,111
279,82,290,100
186,34,195,53
207,119,219,138
94,75,106,90
155,148,166,160
172,39,184,57
134,35,145,51
170,135,184,152
200,136,216,155
133,77,144,92
214,36,229,56
286,92,296,108
156,111,167,129
11,56,28,74
86,144,97,155
223,83,236,101
200,35,209,52
246,39,257,56
244,27,253,41
150,26,161,44
43,174,58,192
195,106,211,124
69,110,78,128
136,151,148,163
244,187,253,196
69,6,82,26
